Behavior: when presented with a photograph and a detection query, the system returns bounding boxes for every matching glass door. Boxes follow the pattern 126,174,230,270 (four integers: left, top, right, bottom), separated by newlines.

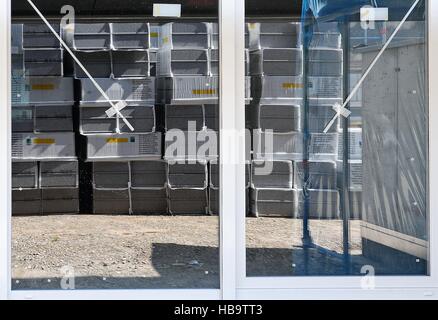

10,0,222,292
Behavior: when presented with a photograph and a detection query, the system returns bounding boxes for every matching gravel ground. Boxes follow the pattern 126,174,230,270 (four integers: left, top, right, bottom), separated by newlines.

12,215,370,290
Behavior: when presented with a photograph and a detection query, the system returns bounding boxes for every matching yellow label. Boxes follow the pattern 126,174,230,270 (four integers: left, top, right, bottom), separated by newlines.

107,138,129,144
31,84,55,90
33,138,55,144
282,83,304,89
192,89,216,95
150,32,159,38
162,36,169,44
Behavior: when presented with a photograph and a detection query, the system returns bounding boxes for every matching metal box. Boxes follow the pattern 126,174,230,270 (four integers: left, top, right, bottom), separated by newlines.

209,160,250,189
248,22,300,50
112,50,154,78
111,22,150,49
251,160,293,189
308,49,343,77
167,188,208,215
160,22,210,49
40,160,78,188
251,76,303,104
93,162,129,188
131,188,168,214
310,32,342,49
130,160,167,189
12,77,74,106
22,23,60,48
74,51,112,78
209,187,250,215
165,104,205,131
86,133,162,161
80,78,155,106
93,189,130,214
250,188,298,217
298,189,340,219
167,161,208,189
12,161,38,189
12,105,73,133
294,160,337,189
204,104,219,131
157,49,209,76
80,104,155,134
24,48,63,76
41,188,79,214
12,189,41,215
12,132,76,161
308,76,342,99
164,130,218,161
252,104,301,133
337,128,362,160
73,23,111,50
250,48,303,76
308,99,342,133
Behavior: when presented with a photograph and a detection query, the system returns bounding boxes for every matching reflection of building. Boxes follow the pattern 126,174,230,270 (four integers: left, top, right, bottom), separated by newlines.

358,26,427,273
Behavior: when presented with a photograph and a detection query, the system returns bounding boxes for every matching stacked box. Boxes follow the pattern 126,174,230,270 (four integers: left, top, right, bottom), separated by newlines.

92,160,167,214
250,160,298,217
208,161,251,215
167,161,208,215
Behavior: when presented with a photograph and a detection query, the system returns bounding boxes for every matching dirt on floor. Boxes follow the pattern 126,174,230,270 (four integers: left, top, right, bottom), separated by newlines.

12,215,370,290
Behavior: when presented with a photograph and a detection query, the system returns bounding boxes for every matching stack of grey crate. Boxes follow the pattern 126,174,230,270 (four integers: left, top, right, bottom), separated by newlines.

11,23,79,215
158,22,218,215
248,22,343,219
69,21,164,214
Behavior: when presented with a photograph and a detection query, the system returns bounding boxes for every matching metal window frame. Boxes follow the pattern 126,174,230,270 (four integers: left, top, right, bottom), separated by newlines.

1,0,438,300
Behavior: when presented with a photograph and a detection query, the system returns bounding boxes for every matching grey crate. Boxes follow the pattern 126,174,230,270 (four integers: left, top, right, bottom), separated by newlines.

22,23,61,48
73,23,111,50
80,105,155,134
308,76,342,99
164,130,218,161
250,48,303,76
167,188,208,215
298,189,340,219
130,160,167,188
209,187,250,215
165,105,205,131
12,162,38,189
93,188,130,214
254,104,301,132
80,78,155,105
294,160,337,189
167,161,208,188
251,76,303,104
204,104,219,131
336,159,362,191
248,22,300,50
161,22,210,49
251,160,293,188
112,50,152,77
209,161,250,189
250,188,298,217
131,188,167,214
310,32,342,49
111,22,150,49
337,128,362,160
157,76,219,105
74,51,112,78
92,162,129,188
40,160,78,188
12,132,76,160
41,188,79,214
12,105,73,133
12,77,74,106
308,100,341,133
12,189,41,215
86,133,162,161
157,49,209,76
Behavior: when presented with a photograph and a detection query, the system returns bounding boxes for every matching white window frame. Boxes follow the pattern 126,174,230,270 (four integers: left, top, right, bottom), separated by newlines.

1,0,438,300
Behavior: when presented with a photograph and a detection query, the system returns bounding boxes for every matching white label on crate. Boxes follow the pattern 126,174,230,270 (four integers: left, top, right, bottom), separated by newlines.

153,4,181,17
360,7,388,22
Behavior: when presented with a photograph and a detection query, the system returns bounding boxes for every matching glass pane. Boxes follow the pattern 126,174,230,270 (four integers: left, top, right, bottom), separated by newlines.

11,0,220,290
245,0,429,277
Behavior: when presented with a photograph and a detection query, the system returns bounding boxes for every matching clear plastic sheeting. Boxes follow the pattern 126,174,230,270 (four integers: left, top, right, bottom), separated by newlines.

246,0,428,277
